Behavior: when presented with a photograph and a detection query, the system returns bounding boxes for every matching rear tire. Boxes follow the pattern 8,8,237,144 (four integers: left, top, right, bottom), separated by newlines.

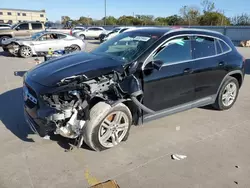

83,102,132,151
0,36,10,45
19,45,33,58
212,76,239,110
70,44,81,52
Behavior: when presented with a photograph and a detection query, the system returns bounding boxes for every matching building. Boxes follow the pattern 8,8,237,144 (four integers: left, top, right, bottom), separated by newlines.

0,8,46,24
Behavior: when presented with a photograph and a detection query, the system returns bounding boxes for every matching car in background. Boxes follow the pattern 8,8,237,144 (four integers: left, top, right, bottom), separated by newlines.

73,27,106,40
2,31,85,58
23,28,245,151
0,23,12,30
0,21,45,45
101,27,136,43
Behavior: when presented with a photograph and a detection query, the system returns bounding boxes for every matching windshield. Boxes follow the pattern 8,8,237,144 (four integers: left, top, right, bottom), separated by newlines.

11,24,18,29
91,31,160,63
31,32,44,40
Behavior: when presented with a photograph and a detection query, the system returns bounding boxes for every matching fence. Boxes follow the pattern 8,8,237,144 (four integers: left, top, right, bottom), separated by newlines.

99,25,250,46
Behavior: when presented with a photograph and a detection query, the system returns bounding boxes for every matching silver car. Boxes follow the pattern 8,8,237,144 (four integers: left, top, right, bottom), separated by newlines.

2,31,85,58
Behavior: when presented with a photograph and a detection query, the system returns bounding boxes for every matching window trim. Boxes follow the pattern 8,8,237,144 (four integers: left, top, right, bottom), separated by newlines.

142,34,232,70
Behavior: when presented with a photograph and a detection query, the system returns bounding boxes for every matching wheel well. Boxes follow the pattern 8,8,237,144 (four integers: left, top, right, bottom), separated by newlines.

123,100,140,125
230,73,243,87
0,35,12,38
89,98,140,125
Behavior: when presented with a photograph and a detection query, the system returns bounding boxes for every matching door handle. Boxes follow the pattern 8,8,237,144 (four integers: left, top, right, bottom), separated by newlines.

183,68,192,74
218,61,225,66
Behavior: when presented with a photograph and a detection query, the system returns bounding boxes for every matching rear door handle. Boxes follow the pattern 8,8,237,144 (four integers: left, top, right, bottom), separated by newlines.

183,68,192,74
218,61,225,66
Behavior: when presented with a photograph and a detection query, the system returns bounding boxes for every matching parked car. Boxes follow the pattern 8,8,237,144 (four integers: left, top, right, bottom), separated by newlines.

2,31,85,58
73,27,106,40
0,22,45,45
71,26,86,34
101,27,136,43
0,23,12,29
23,28,245,151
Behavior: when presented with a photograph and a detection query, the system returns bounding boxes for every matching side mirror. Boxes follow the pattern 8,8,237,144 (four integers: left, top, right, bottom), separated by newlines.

144,60,164,71
128,61,139,75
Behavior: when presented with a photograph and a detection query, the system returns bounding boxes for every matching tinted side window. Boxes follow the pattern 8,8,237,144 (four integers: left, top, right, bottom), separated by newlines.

154,36,192,64
57,34,66,39
31,23,42,30
215,39,222,54
219,40,230,52
18,23,29,30
88,28,95,31
193,36,216,58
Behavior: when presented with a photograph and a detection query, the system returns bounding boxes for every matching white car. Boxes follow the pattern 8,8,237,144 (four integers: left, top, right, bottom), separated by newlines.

74,27,106,40
71,26,86,35
2,31,85,58
103,27,136,42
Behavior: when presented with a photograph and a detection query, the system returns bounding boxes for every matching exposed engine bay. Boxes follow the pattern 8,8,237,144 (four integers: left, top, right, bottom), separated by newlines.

39,71,151,140
41,74,117,139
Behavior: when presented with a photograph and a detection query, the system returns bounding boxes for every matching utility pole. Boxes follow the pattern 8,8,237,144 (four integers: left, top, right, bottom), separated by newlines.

104,0,107,25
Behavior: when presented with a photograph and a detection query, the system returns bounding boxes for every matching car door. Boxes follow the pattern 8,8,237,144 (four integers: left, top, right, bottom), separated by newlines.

94,28,104,38
191,35,229,100
34,33,65,53
143,36,195,112
14,23,31,37
30,23,43,35
86,28,95,38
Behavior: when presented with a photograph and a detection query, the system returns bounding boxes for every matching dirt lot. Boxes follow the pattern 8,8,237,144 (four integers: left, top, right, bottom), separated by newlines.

1,41,250,188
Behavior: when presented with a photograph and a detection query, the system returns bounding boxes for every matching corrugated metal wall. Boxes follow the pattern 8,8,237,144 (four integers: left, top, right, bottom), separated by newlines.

184,26,250,46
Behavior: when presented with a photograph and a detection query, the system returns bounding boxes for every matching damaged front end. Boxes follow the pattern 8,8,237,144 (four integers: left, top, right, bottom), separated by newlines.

24,69,146,141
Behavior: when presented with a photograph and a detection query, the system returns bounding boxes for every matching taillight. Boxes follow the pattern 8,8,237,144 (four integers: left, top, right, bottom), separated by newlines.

70,30,72,35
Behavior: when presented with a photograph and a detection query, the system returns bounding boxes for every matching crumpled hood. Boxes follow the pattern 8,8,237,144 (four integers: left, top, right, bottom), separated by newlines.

27,52,124,87
2,37,32,45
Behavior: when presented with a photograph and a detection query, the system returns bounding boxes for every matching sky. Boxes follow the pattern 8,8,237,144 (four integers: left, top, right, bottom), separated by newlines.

1,0,250,21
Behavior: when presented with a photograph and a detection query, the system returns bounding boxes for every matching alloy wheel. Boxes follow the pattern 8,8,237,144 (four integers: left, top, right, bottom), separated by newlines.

21,46,32,57
222,82,237,107
98,111,129,148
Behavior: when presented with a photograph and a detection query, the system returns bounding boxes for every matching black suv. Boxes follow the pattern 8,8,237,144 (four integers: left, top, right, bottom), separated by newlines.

23,28,245,151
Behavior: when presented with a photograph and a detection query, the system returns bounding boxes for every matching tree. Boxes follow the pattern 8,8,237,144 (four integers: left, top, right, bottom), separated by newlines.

231,14,250,25
155,17,168,25
117,16,135,25
166,15,184,25
78,16,92,25
103,16,117,25
61,16,71,25
199,11,230,26
136,15,155,25
201,0,215,13
180,5,200,25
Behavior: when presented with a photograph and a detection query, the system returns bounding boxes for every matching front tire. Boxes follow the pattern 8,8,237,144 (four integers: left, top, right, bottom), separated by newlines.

83,102,132,151
19,46,33,58
213,76,239,110
70,44,81,52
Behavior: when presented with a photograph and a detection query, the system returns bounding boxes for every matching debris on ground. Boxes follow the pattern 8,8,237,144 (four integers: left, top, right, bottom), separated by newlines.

171,154,187,161
90,180,120,188
234,181,238,185
176,126,181,131
235,165,239,168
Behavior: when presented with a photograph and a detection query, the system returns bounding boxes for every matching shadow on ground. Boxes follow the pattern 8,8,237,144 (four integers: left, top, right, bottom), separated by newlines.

87,41,100,45
0,87,92,150
245,59,250,75
0,87,34,142
0,51,12,57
